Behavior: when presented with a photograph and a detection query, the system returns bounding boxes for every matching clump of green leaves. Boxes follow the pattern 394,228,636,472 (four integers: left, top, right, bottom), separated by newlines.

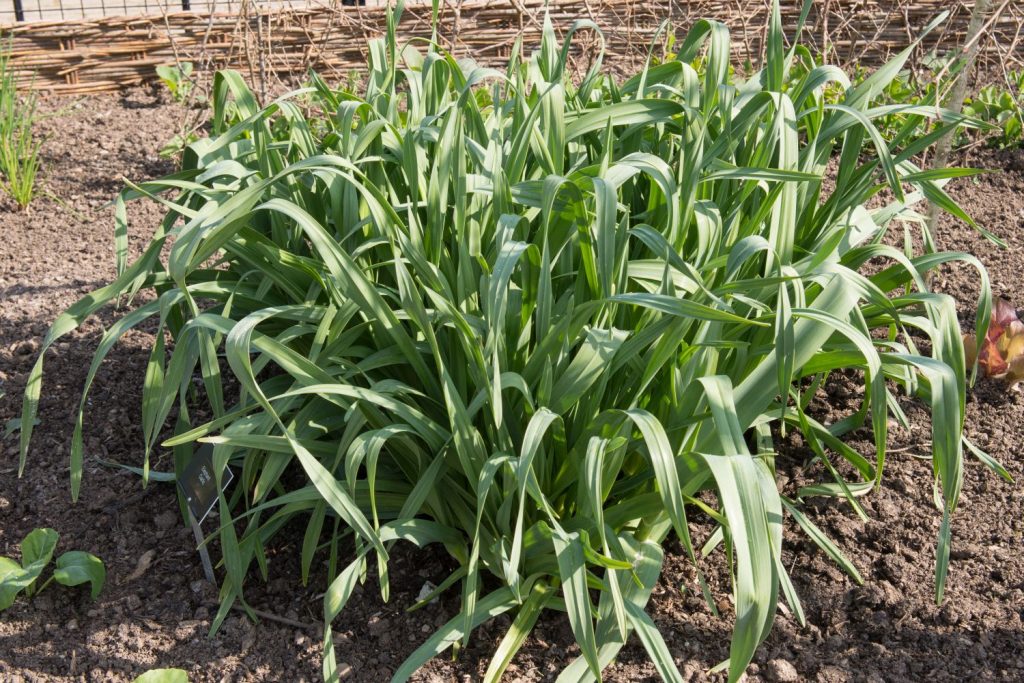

963,70,1024,148
0,528,105,609
785,51,946,144
0,43,42,208
792,51,1024,150
159,131,201,160
156,61,195,104
20,2,1001,681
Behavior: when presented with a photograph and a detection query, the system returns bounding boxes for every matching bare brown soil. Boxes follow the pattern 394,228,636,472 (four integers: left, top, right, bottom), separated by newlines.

0,88,1022,683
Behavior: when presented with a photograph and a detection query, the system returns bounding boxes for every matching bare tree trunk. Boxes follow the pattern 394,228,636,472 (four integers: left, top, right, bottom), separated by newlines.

925,0,993,231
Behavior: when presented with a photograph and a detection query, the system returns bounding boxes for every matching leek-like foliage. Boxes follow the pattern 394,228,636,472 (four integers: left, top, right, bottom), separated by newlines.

21,2,1000,681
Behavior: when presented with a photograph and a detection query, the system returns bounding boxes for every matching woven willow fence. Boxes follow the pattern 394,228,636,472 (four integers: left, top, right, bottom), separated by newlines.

1,0,1022,94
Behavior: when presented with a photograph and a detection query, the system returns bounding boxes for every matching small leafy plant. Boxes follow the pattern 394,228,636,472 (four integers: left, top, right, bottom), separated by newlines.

159,131,201,160
156,61,195,104
0,528,105,610
785,49,1024,150
155,61,212,161
0,42,42,208
854,65,1024,149
963,70,1024,148
786,52,944,144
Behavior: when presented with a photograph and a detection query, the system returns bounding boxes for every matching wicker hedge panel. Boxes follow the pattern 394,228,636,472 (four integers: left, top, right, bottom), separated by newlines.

1,0,1021,94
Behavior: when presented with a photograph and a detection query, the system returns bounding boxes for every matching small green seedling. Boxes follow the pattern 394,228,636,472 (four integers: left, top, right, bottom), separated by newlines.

3,413,38,440
964,70,1024,148
155,61,205,160
156,61,194,104
158,131,200,160
0,528,105,610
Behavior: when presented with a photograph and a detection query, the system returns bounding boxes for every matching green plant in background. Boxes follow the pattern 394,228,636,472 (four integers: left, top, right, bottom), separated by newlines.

0,102,42,207
0,528,105,610
785,49,950,145
659,31,744,84
0,41,42,208
843,63,1022,150
156,61,195,104
856,66,934,141
963,69,1024,148
156,60,206,160
19,1,1004,681
159,131,201,160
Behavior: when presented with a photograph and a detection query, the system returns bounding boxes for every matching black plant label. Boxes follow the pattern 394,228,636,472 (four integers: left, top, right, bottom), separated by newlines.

177,443,234,523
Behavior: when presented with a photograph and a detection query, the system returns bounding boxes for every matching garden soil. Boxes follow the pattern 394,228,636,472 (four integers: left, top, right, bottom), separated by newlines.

0,88,1022,683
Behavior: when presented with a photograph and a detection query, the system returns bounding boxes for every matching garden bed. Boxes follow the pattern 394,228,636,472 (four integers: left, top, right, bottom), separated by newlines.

0,87,1022,682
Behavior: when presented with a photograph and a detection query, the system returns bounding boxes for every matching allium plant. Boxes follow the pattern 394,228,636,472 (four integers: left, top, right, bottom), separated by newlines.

21,1,1000,680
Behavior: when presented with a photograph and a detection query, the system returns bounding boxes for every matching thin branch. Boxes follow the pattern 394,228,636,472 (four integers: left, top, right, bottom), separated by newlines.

232,603,322,630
